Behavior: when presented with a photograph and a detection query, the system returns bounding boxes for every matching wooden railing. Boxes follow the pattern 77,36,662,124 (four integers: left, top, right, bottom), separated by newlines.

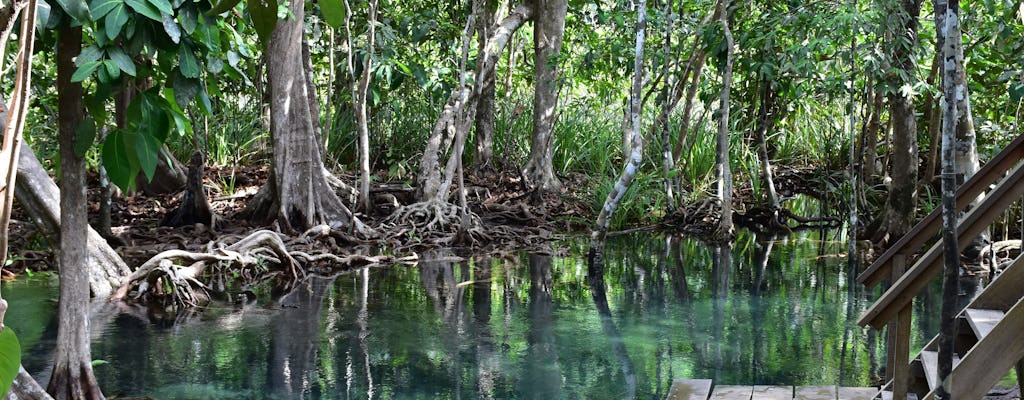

856,133,1024,400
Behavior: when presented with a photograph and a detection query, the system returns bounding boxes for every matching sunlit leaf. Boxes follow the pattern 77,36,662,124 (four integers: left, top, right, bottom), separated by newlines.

89,0,119,18
162,12,181,43
0,327,21,398
125,0,161,21
147,0,172,15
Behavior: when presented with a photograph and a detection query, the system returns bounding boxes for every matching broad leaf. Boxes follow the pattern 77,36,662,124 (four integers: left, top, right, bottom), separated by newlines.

103,59,121,80
198,82,213,115
134,132,161,182
206,54,223,74
246,0,277,47
178,45,200,78
104,2,129,40
319,0,343,28
36,0,54,33
0,327,21,398
89,0,119,19
179,2,197,34
55,0,90,22
148,0,172,15
163,87,193,137
71,61,101,82
76,45,103,67
161,12,181,43
102,130,139,191
204,0,241,17
172,71,201,108
125,0,161,21
107,47,136,76
74,117,97,158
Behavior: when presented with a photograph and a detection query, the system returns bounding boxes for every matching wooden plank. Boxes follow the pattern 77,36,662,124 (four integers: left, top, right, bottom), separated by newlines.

929,297,1024,400
859,161,1024,330
964,308,1004,340
857,132,1024,288
795,385,836,400
965,252,1024,311
709,385,753,400
920,350,939,390
667,379,713,400
836,387,877,400
752,385,791,399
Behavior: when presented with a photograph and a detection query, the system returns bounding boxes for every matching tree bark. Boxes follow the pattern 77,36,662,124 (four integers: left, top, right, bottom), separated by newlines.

416,3,533,201
5,366,55,400
873,0,921,245
754,81,780,213
47,23,105,400
473,0,498,169
862,83,883,180
936,0,966,395
355,0,377,213
659,0,676,212
923,51,941,186
522,0,568,193
713,0,734,239
15,145,130,297
246,0,360,234
589,0,646,254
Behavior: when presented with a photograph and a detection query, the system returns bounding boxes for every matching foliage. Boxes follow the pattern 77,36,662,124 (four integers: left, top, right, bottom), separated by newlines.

0,327,20,397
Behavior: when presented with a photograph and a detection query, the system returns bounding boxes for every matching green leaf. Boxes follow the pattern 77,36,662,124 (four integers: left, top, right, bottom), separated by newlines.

204,0,241,16
319,0,342,28
91,359,109,367
0,327,21,398
36,0,54,33
107,47,136,76
104,2,129,40
55,0,90,22
163,87,192,138
71,61,101,82
198,82,213,115
172,71,201,107
74,117,97,158
125,0,161,21
76,45,103,67
178,45,200,78
179,2,197,34
161,12,181,43
90,0,119,18
134,131,161,182
206,53,223,74
1011,83,1024,103
103,59,121,80
147,0,173,15
246,0,277,47
102,130,139,191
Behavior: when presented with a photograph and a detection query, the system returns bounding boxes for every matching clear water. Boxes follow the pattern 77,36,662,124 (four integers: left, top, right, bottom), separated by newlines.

5,230,914,399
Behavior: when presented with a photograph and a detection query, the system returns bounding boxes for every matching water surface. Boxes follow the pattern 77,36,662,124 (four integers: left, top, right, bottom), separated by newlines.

6,230,911,399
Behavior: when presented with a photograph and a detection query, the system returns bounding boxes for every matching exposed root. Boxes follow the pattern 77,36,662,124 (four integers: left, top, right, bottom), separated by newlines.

112,229,412,308
379,200,490,248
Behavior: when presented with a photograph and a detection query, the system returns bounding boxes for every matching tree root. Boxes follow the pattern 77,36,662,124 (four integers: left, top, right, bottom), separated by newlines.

111,228,413,308
380,200,490,248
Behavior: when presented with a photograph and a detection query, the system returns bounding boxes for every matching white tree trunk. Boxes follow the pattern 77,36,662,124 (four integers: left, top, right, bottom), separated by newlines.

713,0,734,239
355,0,377,212
523,0,568,193
589,0,646,256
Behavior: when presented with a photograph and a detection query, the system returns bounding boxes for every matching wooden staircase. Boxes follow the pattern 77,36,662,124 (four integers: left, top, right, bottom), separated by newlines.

857,133,1024,400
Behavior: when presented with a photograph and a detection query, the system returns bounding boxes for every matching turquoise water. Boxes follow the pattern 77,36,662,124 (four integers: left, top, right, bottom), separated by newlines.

5,230,905,399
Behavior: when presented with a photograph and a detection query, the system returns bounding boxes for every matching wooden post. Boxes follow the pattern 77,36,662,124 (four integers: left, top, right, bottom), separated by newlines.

892,254,912,400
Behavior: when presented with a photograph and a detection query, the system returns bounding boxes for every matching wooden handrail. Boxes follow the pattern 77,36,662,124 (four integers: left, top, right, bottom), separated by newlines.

857,133,1024,288
858,161,1024,329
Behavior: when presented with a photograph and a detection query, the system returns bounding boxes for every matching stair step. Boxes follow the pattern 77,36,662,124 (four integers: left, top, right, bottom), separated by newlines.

964,308,1004,339
919,350,961,390
880,391,919,400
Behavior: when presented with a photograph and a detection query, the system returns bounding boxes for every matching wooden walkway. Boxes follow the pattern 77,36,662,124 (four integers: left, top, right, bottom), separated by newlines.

666,379,878,400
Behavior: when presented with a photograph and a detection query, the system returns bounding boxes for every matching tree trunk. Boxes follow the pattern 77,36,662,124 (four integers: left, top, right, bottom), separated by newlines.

862,83,883,180
935,0,964,394
246,0,360,233
473,0,498,169
873,0,920,245
672,5,719,167
355,1,377,213
416,3,533,201
714,0,734,239
522,0,568,193
923,52,941,186
5,366,55,400
589,0,646,255
660,0,676,212
47,24,105,400
14,144,130,297
754,80,780,213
